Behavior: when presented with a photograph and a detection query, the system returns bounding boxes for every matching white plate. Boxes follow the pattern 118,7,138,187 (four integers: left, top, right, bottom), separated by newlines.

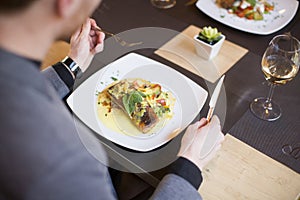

67,53,208,152
196,0,299,35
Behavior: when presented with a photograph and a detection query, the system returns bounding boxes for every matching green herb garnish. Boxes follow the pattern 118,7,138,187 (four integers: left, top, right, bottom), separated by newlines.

122,91,143,116
246,0,256,7
111,77,118,81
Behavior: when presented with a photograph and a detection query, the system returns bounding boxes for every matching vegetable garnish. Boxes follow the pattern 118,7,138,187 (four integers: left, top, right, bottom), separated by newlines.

97,78,175,133
217,0,274,21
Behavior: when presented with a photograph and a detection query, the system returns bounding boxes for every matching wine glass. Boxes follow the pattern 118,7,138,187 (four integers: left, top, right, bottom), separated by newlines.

150,0,176,9
250,34,300,121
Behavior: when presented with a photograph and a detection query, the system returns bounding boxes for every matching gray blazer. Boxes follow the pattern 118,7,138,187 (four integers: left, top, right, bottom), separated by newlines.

0,48,201,200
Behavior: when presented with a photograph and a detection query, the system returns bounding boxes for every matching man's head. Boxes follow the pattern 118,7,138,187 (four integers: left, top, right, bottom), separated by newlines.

0,0,38,14
0,0,37,13
0,0,102,60
1,0,101,38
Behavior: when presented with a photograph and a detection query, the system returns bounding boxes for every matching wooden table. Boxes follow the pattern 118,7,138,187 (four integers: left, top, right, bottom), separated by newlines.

200,134,300,200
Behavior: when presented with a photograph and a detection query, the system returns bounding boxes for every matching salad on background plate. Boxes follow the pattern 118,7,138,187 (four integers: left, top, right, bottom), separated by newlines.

216,0,274,20
196,0,299,35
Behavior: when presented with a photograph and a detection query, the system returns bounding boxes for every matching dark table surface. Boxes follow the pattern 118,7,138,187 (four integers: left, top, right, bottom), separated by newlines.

82,0,300,182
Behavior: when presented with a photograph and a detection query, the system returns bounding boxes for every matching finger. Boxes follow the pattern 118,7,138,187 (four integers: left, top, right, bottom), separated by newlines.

89,18,101,36
92,31,104,48
187,122,198,133
89,18,97,28
93,43,104,54
70,24,82,43
79,18,92,38
197,118,208,129
216,132,225,144
90,18,105,53
91,32,105,53
209,143,222,155
199,143,221,163
210,144,221,156
210,115,221,126
88,18,105,42
181,123,198,143
98,31,105,43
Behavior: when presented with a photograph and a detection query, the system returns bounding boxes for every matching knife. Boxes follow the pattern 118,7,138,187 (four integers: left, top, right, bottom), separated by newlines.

200,75,225,159
206,75,225,122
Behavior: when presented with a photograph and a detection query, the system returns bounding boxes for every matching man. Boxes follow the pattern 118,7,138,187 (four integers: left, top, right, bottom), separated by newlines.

0,0,224,199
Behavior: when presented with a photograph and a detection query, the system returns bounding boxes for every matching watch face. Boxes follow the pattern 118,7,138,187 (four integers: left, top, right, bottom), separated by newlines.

63,57,82,78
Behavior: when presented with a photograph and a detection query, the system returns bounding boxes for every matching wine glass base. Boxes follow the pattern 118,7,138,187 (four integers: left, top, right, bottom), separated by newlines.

151,0,176,9
250,97,282,121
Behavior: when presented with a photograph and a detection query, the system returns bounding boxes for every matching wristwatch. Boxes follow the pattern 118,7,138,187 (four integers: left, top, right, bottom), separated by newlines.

61,56,82,79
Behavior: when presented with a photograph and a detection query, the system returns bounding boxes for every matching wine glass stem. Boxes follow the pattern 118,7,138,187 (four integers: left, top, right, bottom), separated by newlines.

264,83,276,109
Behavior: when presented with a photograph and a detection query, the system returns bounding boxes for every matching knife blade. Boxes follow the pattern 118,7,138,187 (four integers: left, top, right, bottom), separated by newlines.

206,75,225,122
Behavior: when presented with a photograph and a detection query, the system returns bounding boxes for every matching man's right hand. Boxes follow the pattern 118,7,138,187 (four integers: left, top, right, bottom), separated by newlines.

68,18,105,73
178,115,225,171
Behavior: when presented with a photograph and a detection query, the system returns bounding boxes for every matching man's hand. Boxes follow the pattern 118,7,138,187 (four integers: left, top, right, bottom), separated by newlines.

178,115,224,171
68,18,105,72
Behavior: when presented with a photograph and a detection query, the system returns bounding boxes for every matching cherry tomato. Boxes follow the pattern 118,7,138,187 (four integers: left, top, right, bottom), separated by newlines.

237,11,245,18
156,99,166,106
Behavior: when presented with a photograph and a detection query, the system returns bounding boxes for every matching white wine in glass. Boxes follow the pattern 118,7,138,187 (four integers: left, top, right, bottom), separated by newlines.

250,34,300,121
150,0,176,9
262,55,299,85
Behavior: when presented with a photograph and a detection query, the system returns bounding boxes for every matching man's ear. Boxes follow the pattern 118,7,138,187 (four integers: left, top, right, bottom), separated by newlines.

56,0,79,18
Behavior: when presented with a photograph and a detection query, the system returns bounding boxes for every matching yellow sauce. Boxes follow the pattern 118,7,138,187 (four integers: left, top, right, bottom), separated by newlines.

97,91,167,138
97,93,167,137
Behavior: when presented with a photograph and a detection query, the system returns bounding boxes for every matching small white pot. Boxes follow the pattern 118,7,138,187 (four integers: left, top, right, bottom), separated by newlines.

193,34,225,60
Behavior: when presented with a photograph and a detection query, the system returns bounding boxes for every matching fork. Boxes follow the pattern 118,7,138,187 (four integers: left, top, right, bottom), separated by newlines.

93,26,143,47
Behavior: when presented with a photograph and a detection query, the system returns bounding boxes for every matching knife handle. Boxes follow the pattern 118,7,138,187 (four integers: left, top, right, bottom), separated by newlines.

206,107,214,122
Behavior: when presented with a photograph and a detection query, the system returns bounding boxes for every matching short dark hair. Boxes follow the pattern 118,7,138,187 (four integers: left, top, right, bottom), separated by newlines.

0,0,38,13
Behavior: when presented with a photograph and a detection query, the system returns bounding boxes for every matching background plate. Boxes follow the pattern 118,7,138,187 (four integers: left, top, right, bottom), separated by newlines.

67,53,208,151
196,0,299,35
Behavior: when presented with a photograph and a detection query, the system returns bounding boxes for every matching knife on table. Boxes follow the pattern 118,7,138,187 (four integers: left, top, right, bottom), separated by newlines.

200,75,225,159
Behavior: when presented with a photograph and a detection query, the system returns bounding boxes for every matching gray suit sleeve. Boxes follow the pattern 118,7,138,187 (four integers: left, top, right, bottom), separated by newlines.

41,66,70,99
150,174,202,200
24,121,117,200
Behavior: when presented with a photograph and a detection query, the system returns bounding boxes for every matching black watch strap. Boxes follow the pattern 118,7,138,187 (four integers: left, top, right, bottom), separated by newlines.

61,56,82,79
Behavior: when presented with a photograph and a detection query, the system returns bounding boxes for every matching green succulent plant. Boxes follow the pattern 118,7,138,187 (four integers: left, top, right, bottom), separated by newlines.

198,26,222,45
